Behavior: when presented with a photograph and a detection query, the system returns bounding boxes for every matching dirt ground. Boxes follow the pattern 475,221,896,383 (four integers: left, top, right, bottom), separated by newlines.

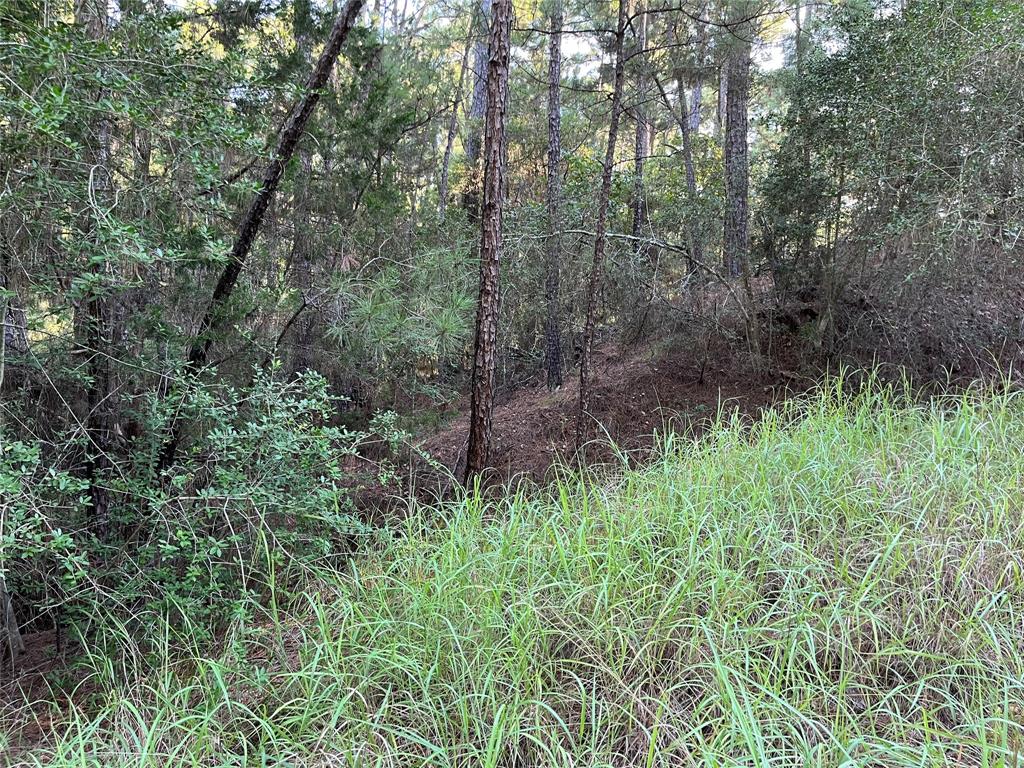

406,337,803,494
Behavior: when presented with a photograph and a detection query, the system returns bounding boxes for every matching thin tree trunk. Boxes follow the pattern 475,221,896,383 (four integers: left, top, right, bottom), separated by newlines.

632,3,657,338
464,0,512,483
75,0,115,536
794,0,815,266
689,22,707,133
654,74,701,271
462,0,492,221
438,21,475,220
543,0,564,389
576,0,627,449
286,1,317,374
631,4,650,248
723,41,749,278
716,59,727,139
157,0,365,472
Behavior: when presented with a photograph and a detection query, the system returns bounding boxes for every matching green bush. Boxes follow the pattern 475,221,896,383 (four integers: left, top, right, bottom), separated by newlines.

2,367,393,650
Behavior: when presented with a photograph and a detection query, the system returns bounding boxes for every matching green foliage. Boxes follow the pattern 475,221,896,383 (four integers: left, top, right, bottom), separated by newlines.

1,368,395,649
761,0,1024,292
0,439,90,621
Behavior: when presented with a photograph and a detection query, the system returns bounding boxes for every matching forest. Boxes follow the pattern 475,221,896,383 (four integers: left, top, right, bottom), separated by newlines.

2,0,1024,763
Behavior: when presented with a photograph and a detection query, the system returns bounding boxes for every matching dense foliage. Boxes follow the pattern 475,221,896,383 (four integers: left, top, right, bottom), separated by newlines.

1,0,1022,733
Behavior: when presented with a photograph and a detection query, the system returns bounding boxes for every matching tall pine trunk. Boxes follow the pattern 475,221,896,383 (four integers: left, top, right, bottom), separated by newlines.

464,0,512,483
723,36,762,368
576,0,627,448
632,4,658,338
543,0,564,388
723,41,749,278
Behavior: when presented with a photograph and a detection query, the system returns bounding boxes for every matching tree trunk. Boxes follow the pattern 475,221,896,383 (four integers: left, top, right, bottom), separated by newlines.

463,0,512,483
689,22,707,134
576,0,627,449
716,59,728,139
631,4,650,248
157,0,365,472
723,41,749,278
723,37,762,368
462,0,492,222
438,21,475,220
632,3,658,338
75,0,115,536
654,74,701,272
543,0,564,389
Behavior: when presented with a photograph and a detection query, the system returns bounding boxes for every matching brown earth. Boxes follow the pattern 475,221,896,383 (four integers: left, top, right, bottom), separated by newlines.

404,336,804,495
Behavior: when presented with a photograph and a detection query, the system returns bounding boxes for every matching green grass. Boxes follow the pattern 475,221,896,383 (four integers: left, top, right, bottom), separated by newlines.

9,378,1024,766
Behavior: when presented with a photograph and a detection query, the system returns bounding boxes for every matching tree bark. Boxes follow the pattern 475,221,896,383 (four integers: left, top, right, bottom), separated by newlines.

157,0,365,472
689,22,707,133
631,4,650,249
462,0,492,221
463,0,512,483
723,35,762,368
723,40,749,278
716,58,728,139
576,0,627,449
631,3,658,338
543,0,564,389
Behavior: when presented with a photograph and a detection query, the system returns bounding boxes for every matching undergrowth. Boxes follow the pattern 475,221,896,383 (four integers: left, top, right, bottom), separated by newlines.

7,377,1024,766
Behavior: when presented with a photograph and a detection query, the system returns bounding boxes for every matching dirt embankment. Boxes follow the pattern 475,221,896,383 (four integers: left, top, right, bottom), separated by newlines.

409,338,800,492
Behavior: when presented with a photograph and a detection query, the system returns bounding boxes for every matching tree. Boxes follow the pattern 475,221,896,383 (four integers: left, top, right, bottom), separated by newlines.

464,0,512,483
462,0,493,221
157,0,366,471
576,0,627,448
722,22,762,367
631,3,651,250
438,20,475,221
74,0,116,535
722,34,750,278
543,0,564,389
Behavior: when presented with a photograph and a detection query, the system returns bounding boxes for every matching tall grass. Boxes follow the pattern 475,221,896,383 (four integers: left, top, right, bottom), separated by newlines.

8,379,1024,766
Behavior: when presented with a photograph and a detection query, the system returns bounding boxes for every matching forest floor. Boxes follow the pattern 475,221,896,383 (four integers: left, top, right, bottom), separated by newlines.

407,336,804,493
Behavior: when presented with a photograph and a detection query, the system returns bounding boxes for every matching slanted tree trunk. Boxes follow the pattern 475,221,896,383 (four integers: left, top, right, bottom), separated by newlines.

543,0,564,389
654,73,701,271
438,21,475,220
463,0,512,483
576,0,627,449
462,0,492,221
157,0,365,472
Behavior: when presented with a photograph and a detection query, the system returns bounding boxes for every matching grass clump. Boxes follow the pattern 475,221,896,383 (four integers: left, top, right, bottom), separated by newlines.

10,380,1024,766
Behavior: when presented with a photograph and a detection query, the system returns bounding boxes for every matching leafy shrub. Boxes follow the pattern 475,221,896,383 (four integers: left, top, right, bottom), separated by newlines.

2,367,395,650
